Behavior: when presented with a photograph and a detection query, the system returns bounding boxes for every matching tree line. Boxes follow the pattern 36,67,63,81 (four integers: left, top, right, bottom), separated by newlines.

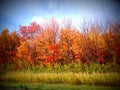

0,18,120,69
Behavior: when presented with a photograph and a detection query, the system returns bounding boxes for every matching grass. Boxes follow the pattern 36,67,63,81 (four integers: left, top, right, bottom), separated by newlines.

1,62,120,74
0,71,120,86
0,82,120,90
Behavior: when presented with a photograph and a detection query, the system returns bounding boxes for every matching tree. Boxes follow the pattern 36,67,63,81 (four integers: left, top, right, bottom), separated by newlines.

0,29,20,64
19,22,41,41
34,18,60,66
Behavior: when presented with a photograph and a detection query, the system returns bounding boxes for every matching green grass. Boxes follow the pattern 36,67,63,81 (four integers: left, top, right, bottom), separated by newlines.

0,82,120,90
0,71,120,86
1,62,120,74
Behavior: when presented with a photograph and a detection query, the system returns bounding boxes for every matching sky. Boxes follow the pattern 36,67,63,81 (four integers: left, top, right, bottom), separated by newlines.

0,0,120,32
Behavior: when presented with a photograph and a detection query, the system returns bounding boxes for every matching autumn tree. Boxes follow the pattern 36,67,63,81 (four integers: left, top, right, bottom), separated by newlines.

80,20,106,63
34,18,60,66
19,22,41,41
17,22,41,67
0,29,20,64
59,28,76,64
102,21,120,63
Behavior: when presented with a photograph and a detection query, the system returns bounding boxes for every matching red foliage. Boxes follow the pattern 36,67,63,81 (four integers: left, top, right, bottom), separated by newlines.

0,59,8,64
44,56,54,66
86,59,91,64
19,22,41,41
43,44,60,66
114,47,120,63
49,45,55,50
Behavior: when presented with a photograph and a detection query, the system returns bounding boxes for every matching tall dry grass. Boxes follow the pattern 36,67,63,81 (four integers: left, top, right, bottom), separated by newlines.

0,71,120,86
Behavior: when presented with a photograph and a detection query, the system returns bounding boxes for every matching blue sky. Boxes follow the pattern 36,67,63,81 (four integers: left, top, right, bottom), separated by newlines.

0,0,120,32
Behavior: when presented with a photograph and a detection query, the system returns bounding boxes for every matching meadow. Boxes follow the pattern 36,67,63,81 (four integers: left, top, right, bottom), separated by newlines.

0,62,120,88
1,71,120,86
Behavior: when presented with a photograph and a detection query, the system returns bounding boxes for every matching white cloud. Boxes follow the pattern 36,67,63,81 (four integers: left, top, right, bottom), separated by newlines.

31,16,83,30
31,16,45,25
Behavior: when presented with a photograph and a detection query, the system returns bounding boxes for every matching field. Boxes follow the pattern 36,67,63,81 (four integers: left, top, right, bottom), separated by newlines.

0,71,120,86
0,62,120,89
0,71,120,89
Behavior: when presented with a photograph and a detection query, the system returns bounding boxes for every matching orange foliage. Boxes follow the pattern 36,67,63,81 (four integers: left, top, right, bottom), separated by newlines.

1,18,120,68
